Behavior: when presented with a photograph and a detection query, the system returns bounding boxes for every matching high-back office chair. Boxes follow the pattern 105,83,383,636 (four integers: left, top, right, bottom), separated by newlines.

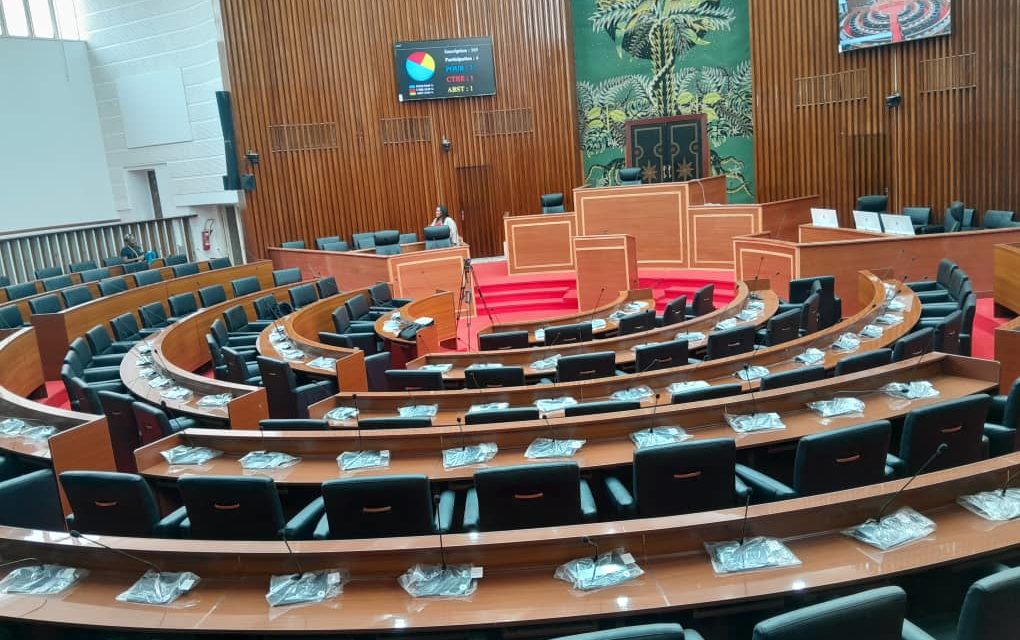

96,391,141,473
42,274,73,291
799,292,822,335
210,257,231,270
465,366,526,389
618,310,656,336
618,167,643,186
4,282,37,301
834,348,892,376
316,276,339,299
0,470,65,532
231,276,261,298
222,306,268,334
757,307,802,347
605,439,748,519
29,295,61,315
365,352,390,391
984,378,1020,458
133,269,163,286
922,567,1020,640
35,266,63,280
61,286,94,308
352,232,376,250
369,282,411,309
759,366,827,391
315,236,341,250
463,462,597,532
163,254,188,266
132,402,194,444
86,325,135,356
931,309,963,355
660,295,688,326
374,230,402,256
424,226,453,249
288,283,319,309
983,210,1019,229
68,336,124,369
0,306,24,329
60,471,185,538
556,351,617,382
171,263,199,278
167,292,198,320
736,421,892,501
69,260,98,273
80,267,109,283
322,240,350,252
855,194,889,213
345,293,382,322
892,328,935,362
272,268,302,286
465,408,540,425
751,586,920,640
257,356,336,419
634,340,696,372
686,284,715,318
540,193,566,214
222,346,262,385
705,325,756,360
103,256,124,267
908,258,957,293
916,268,969,304
887,395,992,476
479,331,529,351
252,295,279,322
903,207,933,234
110,312,154,343
544,322,593,346
177,476,287,540
198,284,227,308
385,369,444,391
98,277,128,296
280,240,306,249
312,476,454,540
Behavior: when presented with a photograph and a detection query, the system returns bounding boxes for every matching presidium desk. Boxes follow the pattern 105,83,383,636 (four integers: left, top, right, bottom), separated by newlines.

503,175,817,275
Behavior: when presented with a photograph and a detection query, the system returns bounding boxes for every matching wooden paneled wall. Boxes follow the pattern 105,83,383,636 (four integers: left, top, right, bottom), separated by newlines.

750,0,1020,225
220,0,582,259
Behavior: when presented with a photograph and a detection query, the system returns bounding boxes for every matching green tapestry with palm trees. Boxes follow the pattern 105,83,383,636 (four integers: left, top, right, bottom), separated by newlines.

573,0,754,202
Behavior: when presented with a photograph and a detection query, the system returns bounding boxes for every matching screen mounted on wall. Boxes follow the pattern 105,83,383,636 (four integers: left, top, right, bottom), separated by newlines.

394,37,496,102
838,0,951,54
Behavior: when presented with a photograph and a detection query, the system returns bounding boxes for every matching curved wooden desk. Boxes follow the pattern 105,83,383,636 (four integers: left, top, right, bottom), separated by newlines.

374,291,459,354
478,289,656,346
136,353,996,485
314,273,915,424
5,453,1020,634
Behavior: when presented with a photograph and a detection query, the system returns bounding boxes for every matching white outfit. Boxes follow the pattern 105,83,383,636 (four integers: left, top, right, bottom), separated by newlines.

440,217,460,245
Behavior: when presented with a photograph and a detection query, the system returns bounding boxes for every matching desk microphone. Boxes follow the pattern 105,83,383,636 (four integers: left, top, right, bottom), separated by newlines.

743,364,761,415
542,412,556,441
871,443,948,523
999,467,1018,497
751,256,766,284
455,416,467,451
351,393,363,450
582,535,600,582
651,393,662,416
588,287,607,324
434,494,449,569
738,490,754,545
69,530,161,575
277,529,304,580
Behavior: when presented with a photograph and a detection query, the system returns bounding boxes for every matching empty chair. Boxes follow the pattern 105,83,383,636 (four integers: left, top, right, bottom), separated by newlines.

42,274,73,291
319,330,378,355
110,312,154,342
369,282,411,308
386,369,444,391
351,232,375,250
983,210,1018,229
605,439,749,519
374,230,402,255
556,351,617,382
357,417,432,429
80,267,110,283
97,391,141,472
564,400,640,417
751,586,921,640
98,277,128,296
736,422,892,500
132,269,163,287
930,309,963,355
945,201,977,232
280,240,306,249
63,374,106,414
659,295,688,326
685,284,715,318
211,318,259,348
60,286,94,308
544,322,593,346
887,395,993,476
465,366,526,389
138,302,172,330
257,356,336,419
310,476,455,540
399,232,418,245
231,276,261,297
272,268,302,286
479,330,529,351
4,282,37,301
784,276,840,328
259,419,328,431
345,293,383,322
0,306,24,329
705,325,756,360
0,470,66,532
29,294,61,315
855,194,889,213
86,325,135,356
316,276,339,299
424,225,453,249
68,336,124,369
332,305,374,334
315,236,341,250
540,193,565,214
464,462,596,532
892,327,935,362
288,283,319,309
912,566,1020,640
132,402,196,443
757,307,802,347
917,267,968,304
465,408,540,425
122,261,148,274
759,366,826,391
322,240,349,252
208,257,231,269
167,292,198,319
907,259,957,293
163,254,188,266
618,167,643,186
798,291,822,334
984,378,1020,457
60,471,185,538
834,348,892,376
198,284,227,307
178,476,288,540
253,294,280,321
634,340,696,373
365,352,391,391
671,383,742,404
618,309,656,336
35,266,63,280
222,346,262,385
223,305,271,334
69,259,98,273
903,207,933,234
171,263,199,278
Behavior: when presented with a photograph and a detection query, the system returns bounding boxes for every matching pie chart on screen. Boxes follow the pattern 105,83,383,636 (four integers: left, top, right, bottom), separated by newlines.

405,52,436,82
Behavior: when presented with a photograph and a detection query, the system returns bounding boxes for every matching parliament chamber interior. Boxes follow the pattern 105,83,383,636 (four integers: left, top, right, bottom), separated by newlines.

4,0,1020,638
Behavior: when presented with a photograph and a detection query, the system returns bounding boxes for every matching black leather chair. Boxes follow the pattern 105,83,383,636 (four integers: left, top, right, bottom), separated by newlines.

42,274,73,291
834,348,892,376
556,351,618,382
4,282,37,301
259,419,328,431
751,586,926,640
399,232,418,245
686,284,715,318
856,194,889,213
479,330,529,351
137,302,171,330
917,268,968,304
346,293,384,322
211,319,259,348
540,193,565,214
552,625,704,640
132,269,163,286
982,210,1018,229
659,295,688,326
757,307,802,347
198,284,227,308
671,383,743,404
887,395,993,476
736,421,893,501
564,400,640,417
424,226,453,249
365,352,391,391
168,292,198,320
319,330,378,355
352,232,375,250
783,276,840,328
892,328,935,362
111,312,156,342
316,276,339,299
231,276,261,297
332,305,376,334
223,305,271,334
252,295,280,322
97,391,142,472
544,322,593,346
68,336,124,369
80,267,110,283
322,240,350,252
705,325,756,360
310,475,455,540
163,254,188,266
357,417,432,429
98,276,128,296
64,374,105,413
984,378,1020,457
178,476,290,540
369,282,412,308
465,366,526,389
929,309,963,355
60,471,185,538
35,265,64,280
257,356,336,419
133,402,195,443
0,305,25,329
374,230,402,256
86,324,135,356
61,286,93,308
63,349,121,383
911,567,1020,640
29,294,61,314
465,408,540,424
208,257,231,269
222,346,262,385
122,261,148,274
463,462,597,532
634,340,697,373
272,268,302,286
280,240,306,249
0,470,65,532
907,259,957,293
171,263,199,278
759,366,826,391
618,167,643,186
69,259,98,273
618,309,656,336
0,275,9,288
315,236,341,250
605,439,750,519
902,207,933,234
385,369,444,391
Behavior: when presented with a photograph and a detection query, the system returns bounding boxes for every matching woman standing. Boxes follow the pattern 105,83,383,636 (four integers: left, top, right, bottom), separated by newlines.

431,205,460,245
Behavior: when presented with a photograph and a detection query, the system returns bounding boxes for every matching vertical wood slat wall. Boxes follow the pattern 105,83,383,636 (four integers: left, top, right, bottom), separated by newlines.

219,0,582,259
750,0,1019,226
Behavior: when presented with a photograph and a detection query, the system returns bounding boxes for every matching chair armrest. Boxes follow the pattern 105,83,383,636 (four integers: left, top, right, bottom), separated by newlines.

901,620,936,640
734,464,796,502
776,303,803,314
295,380,336,408
82,367,123,382
226,335,259,347
916,291,953,305
89,354,125,367
886,454,906,477
603,476,636,519
244,320,274,331
434,490,456,534
462,488,479,532
178,517,191,538
391,298,413,307
735,475,751,500
919,302,960,318
984,424,1016,457
369,306,393,313
169,417,198,432
906,280,942,292
345,332,379,355
284,497,325,540
109,342,137,353
312,514,331,540
154,507,188,538
579,479,598,522
684,630,707,640
349,321,377,332
988,396,1008,425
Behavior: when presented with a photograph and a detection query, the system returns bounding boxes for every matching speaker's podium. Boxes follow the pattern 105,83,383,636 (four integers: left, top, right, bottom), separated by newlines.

573,235,639,311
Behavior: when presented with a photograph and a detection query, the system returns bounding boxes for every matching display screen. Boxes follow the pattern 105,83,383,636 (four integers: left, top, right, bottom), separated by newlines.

838,0,951,54
394,37,496,102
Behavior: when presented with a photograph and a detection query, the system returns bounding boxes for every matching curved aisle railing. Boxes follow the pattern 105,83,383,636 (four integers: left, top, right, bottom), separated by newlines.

136,353,997,484
0,452,1018,634
313,272,919,424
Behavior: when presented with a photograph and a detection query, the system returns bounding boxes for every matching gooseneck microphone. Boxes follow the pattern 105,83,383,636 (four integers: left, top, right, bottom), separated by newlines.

278,529,304,580
434,493,449,570
872,443,948,523
70,530,161,575
738,490,754,545
588,287,607,324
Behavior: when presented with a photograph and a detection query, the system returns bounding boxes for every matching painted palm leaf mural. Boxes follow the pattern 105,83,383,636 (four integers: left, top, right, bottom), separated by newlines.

573,0,754,200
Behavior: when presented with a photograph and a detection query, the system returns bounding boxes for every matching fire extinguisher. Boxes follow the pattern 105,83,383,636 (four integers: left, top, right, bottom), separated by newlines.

201,220,215,251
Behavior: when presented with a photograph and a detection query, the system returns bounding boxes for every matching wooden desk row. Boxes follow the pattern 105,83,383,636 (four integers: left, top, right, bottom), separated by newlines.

136,353,997,485
2,452,1019,634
